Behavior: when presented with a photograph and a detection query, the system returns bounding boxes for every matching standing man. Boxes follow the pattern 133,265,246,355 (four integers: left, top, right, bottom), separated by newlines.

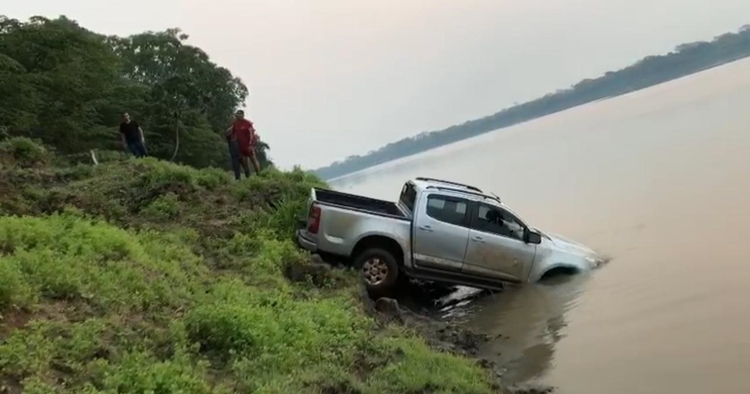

226,134,243,180
226,109,261,178
119,112,147,158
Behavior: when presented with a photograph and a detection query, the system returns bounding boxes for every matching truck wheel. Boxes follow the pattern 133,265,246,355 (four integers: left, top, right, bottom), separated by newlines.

353,248,400,296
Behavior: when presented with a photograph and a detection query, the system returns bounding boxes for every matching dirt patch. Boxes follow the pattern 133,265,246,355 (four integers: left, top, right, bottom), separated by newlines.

365,291,485,356
361,289,497,371
320,382,362,394
284,255,354,289
285,258,334,287
0,301,94,340
0,309,32,339
131,181,196,211
0,375,22,394
505,384,555,394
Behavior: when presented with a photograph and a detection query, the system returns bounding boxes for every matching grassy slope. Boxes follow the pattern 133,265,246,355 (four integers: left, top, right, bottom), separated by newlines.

0,151,499,393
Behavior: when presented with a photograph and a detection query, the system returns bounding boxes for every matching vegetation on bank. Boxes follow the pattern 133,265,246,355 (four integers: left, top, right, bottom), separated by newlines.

0,140,499,393
315,25,750,179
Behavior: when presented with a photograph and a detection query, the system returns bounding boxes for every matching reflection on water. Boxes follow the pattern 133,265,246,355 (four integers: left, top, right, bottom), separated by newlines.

466,274,591,384
333,58,750,394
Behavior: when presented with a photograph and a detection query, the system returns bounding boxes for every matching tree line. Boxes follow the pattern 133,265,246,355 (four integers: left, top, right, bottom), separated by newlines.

314,25,750,180
0,15,272,169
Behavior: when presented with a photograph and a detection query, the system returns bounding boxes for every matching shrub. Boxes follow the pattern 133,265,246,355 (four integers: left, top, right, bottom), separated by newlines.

134,158,229,191
0,259,35,310
141,192,182,220
0,215,206,315
93,149,130,164
0,137,49,168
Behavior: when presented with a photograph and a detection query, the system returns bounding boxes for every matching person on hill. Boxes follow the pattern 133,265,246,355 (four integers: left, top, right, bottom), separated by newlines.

226,134,243,180
226,109,261,178
119,112,147,158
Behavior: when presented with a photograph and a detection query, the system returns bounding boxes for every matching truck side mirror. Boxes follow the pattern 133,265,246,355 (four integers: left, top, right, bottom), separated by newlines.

525,229,542,244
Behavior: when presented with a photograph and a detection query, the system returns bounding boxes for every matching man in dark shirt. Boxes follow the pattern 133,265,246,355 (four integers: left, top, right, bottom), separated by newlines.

119,112,147,158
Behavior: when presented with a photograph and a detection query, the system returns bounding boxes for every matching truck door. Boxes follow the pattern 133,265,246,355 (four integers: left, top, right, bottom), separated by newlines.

462,202,536,282
412,193,471,272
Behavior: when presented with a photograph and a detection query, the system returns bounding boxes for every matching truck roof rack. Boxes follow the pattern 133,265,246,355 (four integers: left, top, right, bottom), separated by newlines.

415,177,483,193
425,185,501,203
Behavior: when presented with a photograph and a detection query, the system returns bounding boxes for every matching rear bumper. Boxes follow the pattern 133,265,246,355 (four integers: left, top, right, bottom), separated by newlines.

295,229,317,253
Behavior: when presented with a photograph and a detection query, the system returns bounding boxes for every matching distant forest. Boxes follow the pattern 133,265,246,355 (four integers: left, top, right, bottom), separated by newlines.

314,25,750,180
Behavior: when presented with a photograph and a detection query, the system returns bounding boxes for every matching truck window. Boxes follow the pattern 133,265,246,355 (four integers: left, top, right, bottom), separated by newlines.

473,203,525,241
399,182,417,213
426,195,469,226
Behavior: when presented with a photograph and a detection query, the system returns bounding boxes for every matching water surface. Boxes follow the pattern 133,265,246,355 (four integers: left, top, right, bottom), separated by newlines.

333,58,750,394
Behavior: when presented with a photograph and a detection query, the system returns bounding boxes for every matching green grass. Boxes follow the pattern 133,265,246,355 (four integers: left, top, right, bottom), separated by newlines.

0,137,50,169
0,155,499,393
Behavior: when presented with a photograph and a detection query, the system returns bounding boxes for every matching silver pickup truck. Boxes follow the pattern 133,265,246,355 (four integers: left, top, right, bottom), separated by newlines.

296,177,603,294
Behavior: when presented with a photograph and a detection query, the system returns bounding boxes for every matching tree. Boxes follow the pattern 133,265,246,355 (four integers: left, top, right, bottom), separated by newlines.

255,140,274,169
111,29,249,165
0,53,37,132
0,15,260,171
0,16,120,152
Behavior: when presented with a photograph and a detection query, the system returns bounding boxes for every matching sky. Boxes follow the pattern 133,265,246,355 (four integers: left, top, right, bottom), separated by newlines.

4,0,750,169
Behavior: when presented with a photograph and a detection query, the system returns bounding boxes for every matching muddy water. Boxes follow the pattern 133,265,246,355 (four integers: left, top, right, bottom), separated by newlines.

332,58,750,394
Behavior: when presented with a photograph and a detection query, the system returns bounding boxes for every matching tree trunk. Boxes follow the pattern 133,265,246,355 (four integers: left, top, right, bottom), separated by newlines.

170,116,180,162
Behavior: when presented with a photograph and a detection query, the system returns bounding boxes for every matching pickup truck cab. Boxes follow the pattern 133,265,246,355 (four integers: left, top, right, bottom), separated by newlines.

296,177,603,294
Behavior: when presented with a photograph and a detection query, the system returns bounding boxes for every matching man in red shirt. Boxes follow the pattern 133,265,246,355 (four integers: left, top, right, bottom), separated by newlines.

226,109,262,178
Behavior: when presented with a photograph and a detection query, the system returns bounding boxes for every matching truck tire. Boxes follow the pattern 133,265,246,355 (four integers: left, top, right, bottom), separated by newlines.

353,248,400,296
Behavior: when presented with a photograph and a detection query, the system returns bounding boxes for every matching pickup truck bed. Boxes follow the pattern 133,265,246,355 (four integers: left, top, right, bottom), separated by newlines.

315,188,407,218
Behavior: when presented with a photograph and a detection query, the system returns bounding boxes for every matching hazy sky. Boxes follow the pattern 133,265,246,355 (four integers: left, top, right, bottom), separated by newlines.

5,0,750,168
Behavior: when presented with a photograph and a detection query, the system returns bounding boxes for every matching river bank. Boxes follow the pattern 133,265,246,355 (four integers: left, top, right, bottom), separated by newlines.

358,285,556,394
0,138,513,393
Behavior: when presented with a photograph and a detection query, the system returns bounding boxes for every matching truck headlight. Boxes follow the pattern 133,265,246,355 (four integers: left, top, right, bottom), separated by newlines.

586,256,600,267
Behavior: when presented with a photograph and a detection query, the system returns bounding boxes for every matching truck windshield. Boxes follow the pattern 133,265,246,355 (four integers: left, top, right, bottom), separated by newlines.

399,182,417,214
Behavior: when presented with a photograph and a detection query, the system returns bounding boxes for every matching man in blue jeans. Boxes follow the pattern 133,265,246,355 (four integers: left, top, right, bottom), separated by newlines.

227,135,245,180
119,112,147,158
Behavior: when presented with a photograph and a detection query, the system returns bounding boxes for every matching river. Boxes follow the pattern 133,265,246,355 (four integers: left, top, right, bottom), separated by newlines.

331,58,750,393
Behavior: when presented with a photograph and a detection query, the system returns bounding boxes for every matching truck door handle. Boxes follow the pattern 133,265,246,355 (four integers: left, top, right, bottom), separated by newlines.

471,236,485,243
418,225,433,232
